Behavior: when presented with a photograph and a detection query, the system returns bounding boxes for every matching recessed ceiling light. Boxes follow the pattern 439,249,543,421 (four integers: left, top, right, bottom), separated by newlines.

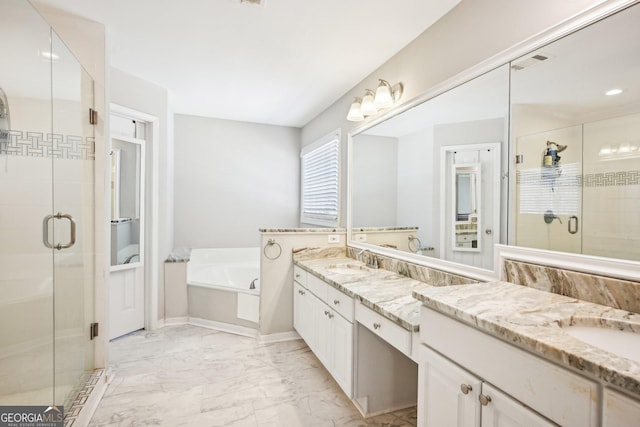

605,88,623,96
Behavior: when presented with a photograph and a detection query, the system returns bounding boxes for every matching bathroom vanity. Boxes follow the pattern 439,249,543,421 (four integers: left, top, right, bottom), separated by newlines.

293,251,427,416
293,248,640,426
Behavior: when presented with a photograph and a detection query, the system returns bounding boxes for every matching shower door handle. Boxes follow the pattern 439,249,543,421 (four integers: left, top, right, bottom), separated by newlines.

568,215,579,234
43,212,76,250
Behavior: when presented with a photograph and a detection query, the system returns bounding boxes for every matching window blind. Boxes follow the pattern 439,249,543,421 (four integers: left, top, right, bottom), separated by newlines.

300,135,339,226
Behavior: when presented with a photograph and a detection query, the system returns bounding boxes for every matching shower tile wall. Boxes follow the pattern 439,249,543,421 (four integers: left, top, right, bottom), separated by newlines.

582,112,640,261
515,112,640,262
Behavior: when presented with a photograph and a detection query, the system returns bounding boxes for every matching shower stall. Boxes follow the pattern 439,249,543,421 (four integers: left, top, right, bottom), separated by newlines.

0,0,97,412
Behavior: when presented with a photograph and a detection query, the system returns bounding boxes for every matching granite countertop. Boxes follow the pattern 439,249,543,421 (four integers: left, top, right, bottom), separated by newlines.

294,254,430,332
413,282,640,396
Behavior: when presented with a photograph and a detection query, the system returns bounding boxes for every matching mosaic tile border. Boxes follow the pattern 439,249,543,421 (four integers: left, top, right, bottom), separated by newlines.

0,130,95,160
63,368,104,427
516,169,639,187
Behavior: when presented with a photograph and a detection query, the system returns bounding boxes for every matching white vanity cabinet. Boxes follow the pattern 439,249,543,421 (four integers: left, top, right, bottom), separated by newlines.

293,265,354,396
419,307,599,427
419,346,554,427
603,388,640,427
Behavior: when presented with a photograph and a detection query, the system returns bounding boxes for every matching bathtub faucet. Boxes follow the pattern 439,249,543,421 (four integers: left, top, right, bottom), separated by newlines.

250,278,258,290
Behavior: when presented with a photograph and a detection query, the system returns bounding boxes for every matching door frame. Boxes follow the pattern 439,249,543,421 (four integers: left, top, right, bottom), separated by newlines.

439,142,502,269
109,103,159,332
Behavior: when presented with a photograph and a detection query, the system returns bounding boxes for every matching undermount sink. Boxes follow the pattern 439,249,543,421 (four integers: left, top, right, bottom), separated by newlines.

325,263,374,276
561,322,640,364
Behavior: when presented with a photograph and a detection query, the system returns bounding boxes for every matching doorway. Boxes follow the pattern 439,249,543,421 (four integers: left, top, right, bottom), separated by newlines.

440,143,502,270
108,105,158,340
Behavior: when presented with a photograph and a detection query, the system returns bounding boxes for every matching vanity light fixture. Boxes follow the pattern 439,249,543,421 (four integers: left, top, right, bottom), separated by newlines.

605,88,623,96
361,89,377,116
346,79,404,122
346,97,364,122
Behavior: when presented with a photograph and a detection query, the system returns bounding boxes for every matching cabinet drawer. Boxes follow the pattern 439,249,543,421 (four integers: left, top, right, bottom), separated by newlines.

293,265,307,286
307,273,328,302
327,286,354,322
421,307,598,427
356,302,411,356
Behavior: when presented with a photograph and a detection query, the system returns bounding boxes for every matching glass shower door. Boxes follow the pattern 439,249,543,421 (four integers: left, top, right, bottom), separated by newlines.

0,0,56,405
0,0,95,409
51,33,95,407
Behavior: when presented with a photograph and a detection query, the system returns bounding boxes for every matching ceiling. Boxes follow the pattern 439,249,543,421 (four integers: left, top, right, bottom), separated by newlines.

34,0,461,128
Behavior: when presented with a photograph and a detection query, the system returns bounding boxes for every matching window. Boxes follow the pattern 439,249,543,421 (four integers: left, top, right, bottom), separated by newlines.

300,130,340,227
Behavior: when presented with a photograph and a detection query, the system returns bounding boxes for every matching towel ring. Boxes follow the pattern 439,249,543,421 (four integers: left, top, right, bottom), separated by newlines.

263,238,282,260
408,235,422,253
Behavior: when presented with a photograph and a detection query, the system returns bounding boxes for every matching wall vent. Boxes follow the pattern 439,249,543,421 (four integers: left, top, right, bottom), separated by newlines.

511,52,552,71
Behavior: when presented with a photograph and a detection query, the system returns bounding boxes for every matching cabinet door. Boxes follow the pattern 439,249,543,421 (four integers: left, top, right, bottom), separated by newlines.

419,346,481,427
603,388,640,427
314,296,332,369
293,282,314,348
480,383,556,427
330,310,353,397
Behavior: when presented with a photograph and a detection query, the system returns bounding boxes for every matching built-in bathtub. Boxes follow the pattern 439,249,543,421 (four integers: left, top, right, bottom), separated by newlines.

187,248,260,336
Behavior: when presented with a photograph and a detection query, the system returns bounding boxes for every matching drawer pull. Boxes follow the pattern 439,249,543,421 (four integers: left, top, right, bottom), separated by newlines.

460,384,472,395
479,394,492,406
333,299,340,305
328,312,334,319
298,289,305,295
373,322,381,330
324,310,329,316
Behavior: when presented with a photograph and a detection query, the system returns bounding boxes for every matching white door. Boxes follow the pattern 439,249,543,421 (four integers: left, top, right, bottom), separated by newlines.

441,143,501,270
419,346,481,427
480,383,556,427
108,131,146,340
109,267,145,339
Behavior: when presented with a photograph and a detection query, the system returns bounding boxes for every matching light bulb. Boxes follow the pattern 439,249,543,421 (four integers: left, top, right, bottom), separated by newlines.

374,79,393,109
346,98,364,122
361,90,377,116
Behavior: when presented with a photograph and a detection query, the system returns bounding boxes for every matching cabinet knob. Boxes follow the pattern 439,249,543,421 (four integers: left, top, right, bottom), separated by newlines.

328,313,334,319
479,394,492,406
295,273,300,278
460,384,472,395
324,310,329,316
333,299,340,305
373,322,381,330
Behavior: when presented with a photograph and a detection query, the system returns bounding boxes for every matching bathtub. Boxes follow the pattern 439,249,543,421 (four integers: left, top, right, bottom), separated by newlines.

186,248,260,333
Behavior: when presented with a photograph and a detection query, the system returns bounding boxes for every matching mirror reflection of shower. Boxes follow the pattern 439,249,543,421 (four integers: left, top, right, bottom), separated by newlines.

0,87,10,155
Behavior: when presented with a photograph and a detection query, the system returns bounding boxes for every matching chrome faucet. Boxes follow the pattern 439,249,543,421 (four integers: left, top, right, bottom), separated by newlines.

357,248,378,269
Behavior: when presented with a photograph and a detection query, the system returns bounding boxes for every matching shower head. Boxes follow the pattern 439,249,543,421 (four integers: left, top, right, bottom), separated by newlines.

546,140,567,152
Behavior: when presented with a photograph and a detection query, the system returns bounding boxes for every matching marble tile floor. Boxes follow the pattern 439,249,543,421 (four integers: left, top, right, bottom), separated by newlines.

89,324,417,427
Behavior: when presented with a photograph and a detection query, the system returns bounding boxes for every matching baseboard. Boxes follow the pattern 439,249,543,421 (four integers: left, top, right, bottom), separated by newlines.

188,317,258,339
257,330,301,344
159,317,189,328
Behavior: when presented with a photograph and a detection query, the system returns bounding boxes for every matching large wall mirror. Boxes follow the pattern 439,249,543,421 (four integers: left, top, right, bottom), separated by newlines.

350,64,509,272
110,132,145,268
510,2,640,263
349,1,640,275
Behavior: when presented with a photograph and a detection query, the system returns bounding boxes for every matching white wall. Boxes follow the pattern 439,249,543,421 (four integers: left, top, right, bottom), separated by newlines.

351,134,398,227
397,128,435,249
174,114,300,249
301,0,610,227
